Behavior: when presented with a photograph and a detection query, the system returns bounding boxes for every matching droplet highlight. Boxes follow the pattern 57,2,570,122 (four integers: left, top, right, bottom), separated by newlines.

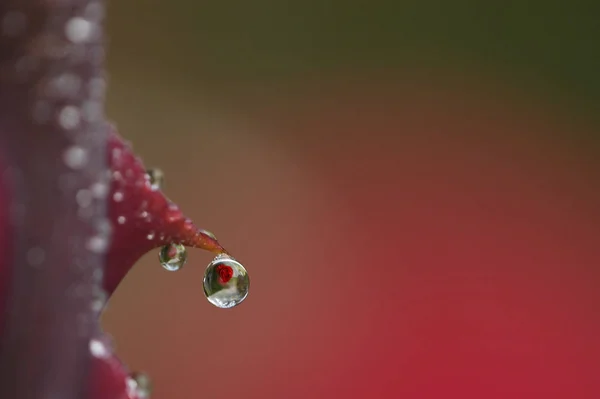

198,229,217,240
112,191,123,202
146,168,164,190
86,235,109,254
89,337,110,359
58,105,81,129
63,146,88,169
159,243,187,271
126,372,152,399
65,17,93,43
203,254,250,309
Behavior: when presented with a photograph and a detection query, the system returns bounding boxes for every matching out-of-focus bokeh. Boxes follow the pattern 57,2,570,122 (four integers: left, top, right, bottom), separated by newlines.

102,2,600,398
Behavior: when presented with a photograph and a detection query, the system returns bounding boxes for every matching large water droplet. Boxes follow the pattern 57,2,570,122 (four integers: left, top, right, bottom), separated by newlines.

159,243,187,271
203,254,250,309
126,372,152,399
146,168,164,190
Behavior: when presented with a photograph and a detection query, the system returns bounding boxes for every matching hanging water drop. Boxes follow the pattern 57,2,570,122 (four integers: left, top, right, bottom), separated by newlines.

203,254,250,309
146,168,164,190
159,243,187,271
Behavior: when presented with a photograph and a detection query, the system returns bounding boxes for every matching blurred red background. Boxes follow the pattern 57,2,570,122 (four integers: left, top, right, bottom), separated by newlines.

102,2,600,398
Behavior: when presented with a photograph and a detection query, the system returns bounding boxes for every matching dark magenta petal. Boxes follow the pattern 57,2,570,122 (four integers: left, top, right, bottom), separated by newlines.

0,0,109,398
0,1,225,398
0,156,12,341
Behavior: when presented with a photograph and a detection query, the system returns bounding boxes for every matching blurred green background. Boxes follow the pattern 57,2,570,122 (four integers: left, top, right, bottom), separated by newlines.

106,1,599,114
102,2,600,398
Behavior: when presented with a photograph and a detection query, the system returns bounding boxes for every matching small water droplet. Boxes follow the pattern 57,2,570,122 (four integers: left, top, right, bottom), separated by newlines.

126,372,152,399
91,286,107,312
58,105,81,129
87,235,109,254
147,232,155,240
146,168,164,190
158,243,187,271
166,210,180,223
112,191,123,202
89,337,110,359
203,254,250,309
198,229,217,240
65,17,93,43
117,215,126,224
63,146,88,169
91,181,108,198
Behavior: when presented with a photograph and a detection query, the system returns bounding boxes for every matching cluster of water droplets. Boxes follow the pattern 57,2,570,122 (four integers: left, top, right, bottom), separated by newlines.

150,169,250,309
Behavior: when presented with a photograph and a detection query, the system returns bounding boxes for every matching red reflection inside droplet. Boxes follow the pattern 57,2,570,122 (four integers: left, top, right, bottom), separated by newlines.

167,244,178,258
216,264,233,284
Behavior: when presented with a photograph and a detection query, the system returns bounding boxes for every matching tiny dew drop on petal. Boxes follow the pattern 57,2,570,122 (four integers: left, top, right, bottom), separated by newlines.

112,191,124,202
126,372,152,399
159,243,187,271
203,254,250,309
198,228,217,240
146,168,164,190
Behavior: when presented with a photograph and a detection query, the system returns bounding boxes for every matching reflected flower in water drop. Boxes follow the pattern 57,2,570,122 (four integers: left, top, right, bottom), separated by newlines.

203,254,250,309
